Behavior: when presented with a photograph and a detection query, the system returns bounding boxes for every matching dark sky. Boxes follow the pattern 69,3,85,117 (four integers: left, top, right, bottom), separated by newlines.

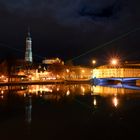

0,0,140,65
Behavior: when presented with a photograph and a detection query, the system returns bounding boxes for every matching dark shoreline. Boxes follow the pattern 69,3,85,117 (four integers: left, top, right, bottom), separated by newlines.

0,79,91,86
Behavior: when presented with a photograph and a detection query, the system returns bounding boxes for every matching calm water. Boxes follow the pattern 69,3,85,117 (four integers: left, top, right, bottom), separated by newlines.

0,83,140,139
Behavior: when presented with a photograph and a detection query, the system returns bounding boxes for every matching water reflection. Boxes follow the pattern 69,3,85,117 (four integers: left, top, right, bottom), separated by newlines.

112,96,119,108
0,84,140,139
0,84,140,111
0,84,140,101
25,95,32,124
91,84,140,96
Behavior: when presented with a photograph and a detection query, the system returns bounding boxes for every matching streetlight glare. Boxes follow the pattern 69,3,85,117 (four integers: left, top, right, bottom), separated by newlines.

111,59,118,65
82,70,85,73
92,60,96,64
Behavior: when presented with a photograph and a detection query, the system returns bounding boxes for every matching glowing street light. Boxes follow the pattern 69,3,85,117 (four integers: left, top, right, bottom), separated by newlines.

82,70,85,73
111,59,118,65
66,69,70,73
92,60,96,65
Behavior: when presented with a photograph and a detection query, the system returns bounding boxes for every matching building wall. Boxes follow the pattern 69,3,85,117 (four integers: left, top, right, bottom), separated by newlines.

67,66,92,79
93,68,140,78
42,58,64,65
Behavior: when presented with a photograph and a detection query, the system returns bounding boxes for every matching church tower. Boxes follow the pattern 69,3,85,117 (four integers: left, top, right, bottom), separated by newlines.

25,30,33,62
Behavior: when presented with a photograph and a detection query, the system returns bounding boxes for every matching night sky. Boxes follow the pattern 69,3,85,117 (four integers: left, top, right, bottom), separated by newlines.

0,0,140,65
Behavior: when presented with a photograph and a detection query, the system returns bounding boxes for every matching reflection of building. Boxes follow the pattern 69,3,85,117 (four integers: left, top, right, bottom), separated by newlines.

91,85,140,96
25,96,32,124
2,84,140,111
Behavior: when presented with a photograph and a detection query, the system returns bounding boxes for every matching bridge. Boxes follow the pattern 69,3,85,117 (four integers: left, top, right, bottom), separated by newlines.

91,77,140,85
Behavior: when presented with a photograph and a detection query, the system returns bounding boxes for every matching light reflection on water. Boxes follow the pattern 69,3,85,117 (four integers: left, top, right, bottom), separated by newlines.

0,83,140,112
1,84,140,139
1,84,140,99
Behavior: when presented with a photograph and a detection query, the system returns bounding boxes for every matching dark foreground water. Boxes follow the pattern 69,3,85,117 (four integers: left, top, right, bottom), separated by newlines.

0,84,140,140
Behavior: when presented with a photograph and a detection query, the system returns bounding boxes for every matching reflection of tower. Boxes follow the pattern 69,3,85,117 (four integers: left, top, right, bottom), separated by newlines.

25,96,32,124
25,30,33,62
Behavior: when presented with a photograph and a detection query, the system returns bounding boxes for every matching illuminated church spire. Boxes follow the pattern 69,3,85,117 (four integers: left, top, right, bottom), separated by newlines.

25,28,33,62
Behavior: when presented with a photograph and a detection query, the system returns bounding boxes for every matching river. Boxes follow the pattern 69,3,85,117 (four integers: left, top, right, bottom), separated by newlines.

0,83,140,139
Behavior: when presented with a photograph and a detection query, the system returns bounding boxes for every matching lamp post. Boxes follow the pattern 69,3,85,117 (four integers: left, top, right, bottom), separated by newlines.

92,60,96,66
66,69,70,80
82,69,85,79
92,59,96,78
110,58,119,77
111,59,118,66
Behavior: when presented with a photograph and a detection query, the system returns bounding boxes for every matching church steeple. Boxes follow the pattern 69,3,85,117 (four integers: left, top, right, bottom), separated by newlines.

25,28,33,63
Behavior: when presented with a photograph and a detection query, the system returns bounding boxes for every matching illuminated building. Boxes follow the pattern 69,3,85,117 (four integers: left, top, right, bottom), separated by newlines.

93,63,140,78
42,57,64,65
66,66,92,79
25,30,33,63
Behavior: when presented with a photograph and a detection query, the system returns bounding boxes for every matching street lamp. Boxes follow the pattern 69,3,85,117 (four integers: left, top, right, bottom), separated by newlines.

82,70,85,73
111,59,118,65
81,69,85,79
66,69,70,79
110,58,120,78
92,60,96,65
66,69,70,73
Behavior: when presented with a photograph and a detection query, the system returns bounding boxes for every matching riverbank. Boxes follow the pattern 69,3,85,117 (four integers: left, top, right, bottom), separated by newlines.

0,79,91,86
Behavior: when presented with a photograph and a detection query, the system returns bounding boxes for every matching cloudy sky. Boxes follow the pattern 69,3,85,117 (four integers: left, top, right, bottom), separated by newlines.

0,0,140,65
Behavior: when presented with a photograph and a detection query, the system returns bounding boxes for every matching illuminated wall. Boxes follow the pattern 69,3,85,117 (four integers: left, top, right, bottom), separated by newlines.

93,67,140,78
